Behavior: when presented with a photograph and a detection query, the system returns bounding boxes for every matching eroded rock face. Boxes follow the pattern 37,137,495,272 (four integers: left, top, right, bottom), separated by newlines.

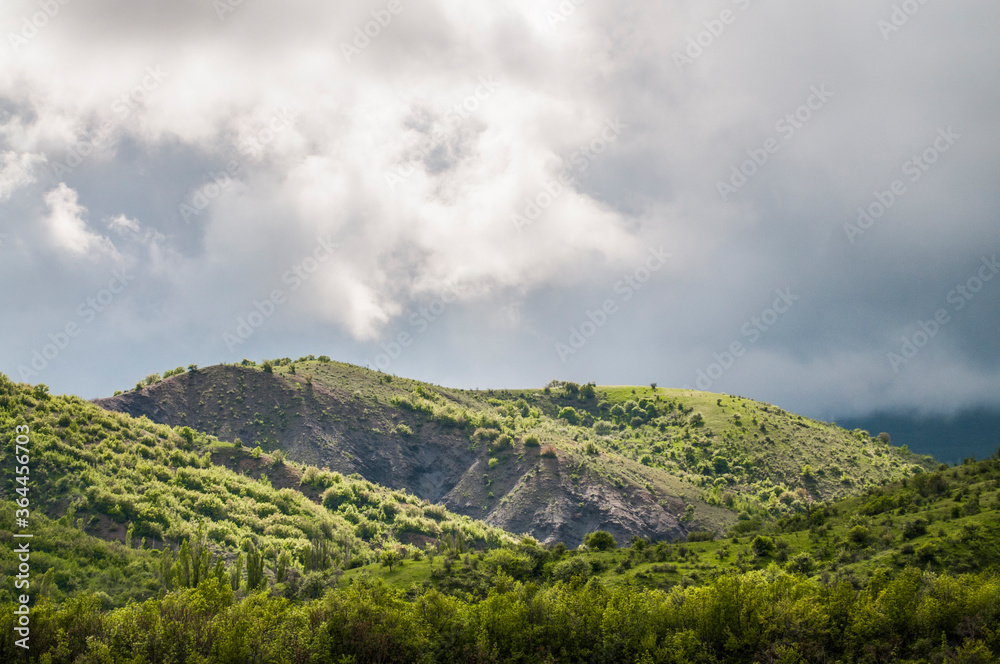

94,366,476,504
468,455,685,546
94,365,693,546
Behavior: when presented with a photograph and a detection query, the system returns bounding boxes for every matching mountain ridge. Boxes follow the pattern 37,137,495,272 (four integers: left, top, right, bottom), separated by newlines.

92,357,934,545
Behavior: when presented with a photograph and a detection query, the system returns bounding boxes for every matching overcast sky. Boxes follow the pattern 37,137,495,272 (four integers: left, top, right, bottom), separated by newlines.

1,0,998,421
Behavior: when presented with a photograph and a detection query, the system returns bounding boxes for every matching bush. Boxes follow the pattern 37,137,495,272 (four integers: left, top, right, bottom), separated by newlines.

321,485,354,510
488,458,499,469
593,420,614,435
473,428,500,444
787,553,814,575
687,531,714,542
422,504,447,521
557,407,579,425
551,556,590,582
750,535,775,557
300,465,319,486
584,530,617,551
848,525,871,546
523,435,541,447
540,445,557,458
902,518,928,540
393,423,414,436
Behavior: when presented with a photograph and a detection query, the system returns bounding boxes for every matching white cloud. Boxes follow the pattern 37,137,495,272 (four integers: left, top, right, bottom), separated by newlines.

0,151,44,201
41,184,118,259
107,214,140,234
0,0,997,417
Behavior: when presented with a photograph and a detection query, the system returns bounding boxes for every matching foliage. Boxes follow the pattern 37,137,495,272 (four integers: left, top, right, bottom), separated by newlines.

0,373,511,609
584,530,617,551
3,569,999,663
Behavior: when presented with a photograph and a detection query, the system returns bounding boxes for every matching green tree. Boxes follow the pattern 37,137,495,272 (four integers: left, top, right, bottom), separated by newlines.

245,540,266,591
230,552,244,592
584,530,617,551
381,548,401,573
178,539,192,587
275,549,293,583
160,545,176,590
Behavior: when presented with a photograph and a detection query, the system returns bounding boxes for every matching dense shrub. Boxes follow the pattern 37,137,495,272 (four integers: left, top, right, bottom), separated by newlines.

584,530,617,551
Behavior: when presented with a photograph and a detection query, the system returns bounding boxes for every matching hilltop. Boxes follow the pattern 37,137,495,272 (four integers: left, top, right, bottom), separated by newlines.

94,357,934,545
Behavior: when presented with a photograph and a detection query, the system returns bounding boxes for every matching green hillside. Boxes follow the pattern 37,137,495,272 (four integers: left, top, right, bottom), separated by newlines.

343,453,1000,598
2,365,999,662
95,358,934,546
0,373,511,608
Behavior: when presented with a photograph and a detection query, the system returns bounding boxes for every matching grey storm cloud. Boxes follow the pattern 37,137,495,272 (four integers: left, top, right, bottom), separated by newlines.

0,0,998,422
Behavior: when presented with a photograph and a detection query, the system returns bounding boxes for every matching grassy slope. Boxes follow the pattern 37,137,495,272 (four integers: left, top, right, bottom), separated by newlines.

342,454,1000,597
97,360,933,546
0,373,511,607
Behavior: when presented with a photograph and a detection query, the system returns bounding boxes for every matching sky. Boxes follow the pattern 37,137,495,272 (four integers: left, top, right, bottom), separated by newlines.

1,0,998,423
